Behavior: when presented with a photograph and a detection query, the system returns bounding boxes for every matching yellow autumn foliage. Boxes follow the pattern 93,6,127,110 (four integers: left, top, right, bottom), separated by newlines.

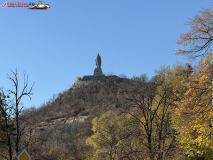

172,55,213,158
86,110,133,160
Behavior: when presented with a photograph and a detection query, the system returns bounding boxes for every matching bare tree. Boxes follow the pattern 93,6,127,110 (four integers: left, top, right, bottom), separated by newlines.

7,68,34,154
119,75,177,160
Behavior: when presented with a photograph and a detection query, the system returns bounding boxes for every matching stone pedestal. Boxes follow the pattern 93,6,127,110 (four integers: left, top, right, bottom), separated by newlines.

94,68,103,76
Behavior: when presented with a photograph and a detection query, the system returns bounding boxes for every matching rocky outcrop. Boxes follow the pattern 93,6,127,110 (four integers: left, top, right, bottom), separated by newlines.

34,116,88,132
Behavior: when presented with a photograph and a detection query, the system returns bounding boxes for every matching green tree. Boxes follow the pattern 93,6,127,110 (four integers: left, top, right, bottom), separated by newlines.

86,110,134,160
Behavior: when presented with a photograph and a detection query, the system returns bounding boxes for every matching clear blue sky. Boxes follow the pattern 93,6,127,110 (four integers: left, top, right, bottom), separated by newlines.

1,0,213,110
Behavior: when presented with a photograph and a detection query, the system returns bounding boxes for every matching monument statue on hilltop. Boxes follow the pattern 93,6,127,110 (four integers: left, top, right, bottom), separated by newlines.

95,53,101,68
94,53,103,76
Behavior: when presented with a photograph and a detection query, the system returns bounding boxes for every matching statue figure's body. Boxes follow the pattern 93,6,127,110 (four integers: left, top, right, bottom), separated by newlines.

95,53,101,68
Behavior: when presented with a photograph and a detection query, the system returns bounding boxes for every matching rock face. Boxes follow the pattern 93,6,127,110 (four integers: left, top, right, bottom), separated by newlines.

34,116,88,132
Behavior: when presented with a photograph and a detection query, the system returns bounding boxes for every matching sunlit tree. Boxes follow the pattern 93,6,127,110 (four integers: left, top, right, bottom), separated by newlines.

176,6,213,60
172,55,213,159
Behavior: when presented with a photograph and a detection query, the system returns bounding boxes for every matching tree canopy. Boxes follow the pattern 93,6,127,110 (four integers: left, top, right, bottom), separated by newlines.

176,6,213,60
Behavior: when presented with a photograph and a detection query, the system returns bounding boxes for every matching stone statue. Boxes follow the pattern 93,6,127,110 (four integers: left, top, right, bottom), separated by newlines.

94,53,103,76
95,53,101,68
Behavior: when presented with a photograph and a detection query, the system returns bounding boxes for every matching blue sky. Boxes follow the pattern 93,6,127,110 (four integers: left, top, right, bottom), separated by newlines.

1,0,213,110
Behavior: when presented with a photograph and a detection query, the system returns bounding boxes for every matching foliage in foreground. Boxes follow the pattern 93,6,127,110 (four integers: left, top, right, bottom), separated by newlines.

172,55,213,159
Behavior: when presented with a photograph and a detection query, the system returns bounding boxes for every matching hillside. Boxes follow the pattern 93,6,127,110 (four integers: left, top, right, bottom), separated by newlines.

2,73,199,160
18,75,135,159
